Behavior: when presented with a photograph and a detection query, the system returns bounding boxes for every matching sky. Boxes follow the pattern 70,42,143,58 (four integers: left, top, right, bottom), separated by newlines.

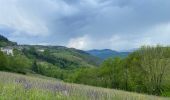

0,0,170,51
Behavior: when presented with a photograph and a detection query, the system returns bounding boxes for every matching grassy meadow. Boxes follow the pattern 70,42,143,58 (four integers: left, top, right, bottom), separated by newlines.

0,71,169,100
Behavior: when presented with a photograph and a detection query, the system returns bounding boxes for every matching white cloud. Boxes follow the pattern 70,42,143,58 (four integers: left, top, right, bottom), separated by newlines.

143,22,170,45
1,0,170,50
67,35,91,50
0,0,49,37
107,23,170,50
66,26,170,50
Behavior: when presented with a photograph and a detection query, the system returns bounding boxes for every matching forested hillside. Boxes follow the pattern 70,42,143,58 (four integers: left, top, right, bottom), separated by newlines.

22,45,101,69
0,35,17,47
0,35,101,81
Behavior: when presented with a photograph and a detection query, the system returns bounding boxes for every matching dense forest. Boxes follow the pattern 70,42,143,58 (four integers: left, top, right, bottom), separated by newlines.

0,35,170,97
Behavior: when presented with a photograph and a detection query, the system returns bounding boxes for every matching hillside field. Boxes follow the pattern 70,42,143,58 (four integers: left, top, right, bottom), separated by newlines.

0,72,169,100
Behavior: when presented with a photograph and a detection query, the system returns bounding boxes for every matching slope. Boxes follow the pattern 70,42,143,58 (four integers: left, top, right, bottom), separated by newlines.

0,71,168,100
0,34,17,47
20,45,101,69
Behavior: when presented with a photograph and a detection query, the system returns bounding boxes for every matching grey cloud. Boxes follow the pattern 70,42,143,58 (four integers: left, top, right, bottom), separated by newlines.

0,0,170,50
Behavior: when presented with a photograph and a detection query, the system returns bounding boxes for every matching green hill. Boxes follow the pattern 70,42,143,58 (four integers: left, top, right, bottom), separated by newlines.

0,34,17,47
0,34,100,69
21,45,101,69
0,71,168,100
0,35,101,83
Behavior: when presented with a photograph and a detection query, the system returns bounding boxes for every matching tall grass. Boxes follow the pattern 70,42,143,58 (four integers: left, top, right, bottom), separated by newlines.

0,71,169,100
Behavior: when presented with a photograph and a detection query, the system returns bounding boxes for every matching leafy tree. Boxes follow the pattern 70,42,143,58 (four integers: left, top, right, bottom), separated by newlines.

0,51,8,70
32,60,39,73
7,55,29,74
139,46,170,95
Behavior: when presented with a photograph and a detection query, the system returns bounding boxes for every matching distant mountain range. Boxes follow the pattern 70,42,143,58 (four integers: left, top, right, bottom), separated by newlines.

86,49,130,60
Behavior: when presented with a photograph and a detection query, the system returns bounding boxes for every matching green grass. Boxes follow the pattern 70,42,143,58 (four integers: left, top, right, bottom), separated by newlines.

0,71,169,100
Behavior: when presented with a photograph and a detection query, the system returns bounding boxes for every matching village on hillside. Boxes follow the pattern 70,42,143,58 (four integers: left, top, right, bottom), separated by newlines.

0,47,14,56
0,46,45,56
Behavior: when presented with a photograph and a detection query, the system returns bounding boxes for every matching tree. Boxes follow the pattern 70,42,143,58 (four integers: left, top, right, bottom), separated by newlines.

99,57,123,88
44,49,50,56
139,46,170,95
7,55,28,74
0,51,8,70
32,60,39,73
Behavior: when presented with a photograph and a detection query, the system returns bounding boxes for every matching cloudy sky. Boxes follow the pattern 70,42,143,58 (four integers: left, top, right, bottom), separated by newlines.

0,0,170,51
